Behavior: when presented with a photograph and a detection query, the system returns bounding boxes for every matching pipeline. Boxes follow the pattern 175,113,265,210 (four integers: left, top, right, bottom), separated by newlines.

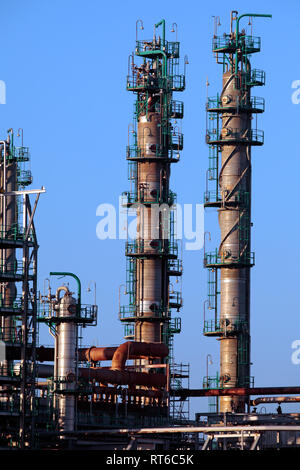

36,382,163,400
15,341,168,364
36,364,166,388
79,346,117,362
172,386,300,398
111,341,169,370
251,396,300,406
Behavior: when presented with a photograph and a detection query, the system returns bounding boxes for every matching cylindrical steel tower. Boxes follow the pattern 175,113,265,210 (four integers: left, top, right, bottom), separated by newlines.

204,12,271,413
121,20,185,371
54,287,77,433
1,143,17,364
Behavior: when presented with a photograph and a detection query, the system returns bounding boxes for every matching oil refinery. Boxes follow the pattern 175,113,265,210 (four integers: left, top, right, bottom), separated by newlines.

0,9,299,452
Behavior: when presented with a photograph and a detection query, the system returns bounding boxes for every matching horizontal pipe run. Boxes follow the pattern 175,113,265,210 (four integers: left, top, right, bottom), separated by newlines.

251,396,300,406
38,425,300,438
37,364,166,388
79,346,117,362
171,387,300,397
89,386,163,399
80,368,166,388
7,342,168,363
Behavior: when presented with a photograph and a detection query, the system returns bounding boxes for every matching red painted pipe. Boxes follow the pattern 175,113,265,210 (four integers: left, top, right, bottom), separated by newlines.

32,342,169,365
37,364,166,388
79,346,117,362
111,341,169,371
172,387,300,397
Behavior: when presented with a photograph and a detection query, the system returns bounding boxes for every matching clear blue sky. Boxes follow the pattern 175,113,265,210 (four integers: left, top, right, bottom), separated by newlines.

1,0,299,416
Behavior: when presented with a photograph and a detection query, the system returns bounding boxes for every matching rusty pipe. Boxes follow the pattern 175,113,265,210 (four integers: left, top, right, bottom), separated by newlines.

79,346,117,362
32,342,168,365
111,341,169,371
251,396,300,406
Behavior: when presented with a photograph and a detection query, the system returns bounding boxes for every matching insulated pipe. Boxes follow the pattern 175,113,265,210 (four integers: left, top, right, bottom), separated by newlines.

30,342,168,364
251,396,300,406
111,341,169,371
79,346,117,363
36,363,167,388
7,346,113,363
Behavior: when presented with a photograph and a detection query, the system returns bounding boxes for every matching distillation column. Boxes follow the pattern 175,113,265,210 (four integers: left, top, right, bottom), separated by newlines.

218,69,252,412
204,12,270,413
54,287,77,433
134,95,170,345
121,20,185,371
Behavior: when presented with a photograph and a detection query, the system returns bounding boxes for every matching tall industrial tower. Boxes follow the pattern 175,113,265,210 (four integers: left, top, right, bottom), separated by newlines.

0,130,44,447
121,20,185,376
204,12,271,413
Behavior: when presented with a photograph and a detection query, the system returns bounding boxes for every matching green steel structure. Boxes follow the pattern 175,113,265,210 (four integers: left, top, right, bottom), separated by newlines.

203,12,271,413
0,132,42,448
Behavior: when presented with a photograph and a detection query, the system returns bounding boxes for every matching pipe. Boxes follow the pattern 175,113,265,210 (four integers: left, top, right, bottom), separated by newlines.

234,14,272,78
55,285,69,302
39,425,300,438
82,367,167,388
50,271,81,312
35,382,163,400
155,19,165,45
80,346,117,363
36,364,167,388
171,387,300,398
9,342,169,364
252,396,300,406
111,341,169,370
